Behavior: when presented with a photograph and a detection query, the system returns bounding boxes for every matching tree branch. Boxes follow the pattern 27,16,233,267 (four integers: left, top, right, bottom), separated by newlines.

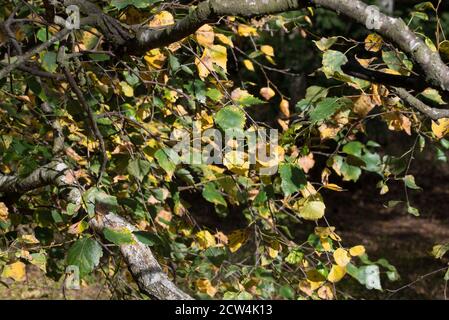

0,162,192,300
394,87,449,120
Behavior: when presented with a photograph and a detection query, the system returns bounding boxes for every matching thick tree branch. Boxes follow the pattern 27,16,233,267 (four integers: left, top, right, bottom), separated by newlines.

89,213,193,300
0,162,192,300
312,0,449,92
394,87,449,120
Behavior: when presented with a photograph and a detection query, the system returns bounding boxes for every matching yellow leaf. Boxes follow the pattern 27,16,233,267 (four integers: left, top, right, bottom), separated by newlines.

195,24,214,47
243,59,255,72
144,48,167,69
432,118,449,139
299,200,325,221
384,112,412,136
321,238,332,251
195,52,213,79
333,248,351,267
228,229,249,253
267,241,281,259
149,11,174,28
353,94,375,117
2,261,26,282
349,245,366,256
195,45,227,79
439,40,449,59
265,55,276,65
327,264,346,283
323,183,344,192
260,45,274,57
20,234,40,244
196,279,217,297
279,99,290,118
196,230,217,249
237,24,258,37
209,45,227,71
260,87,275,100
215,33,234,47
119,81,134,97
0,202,8,222
364,33,383,52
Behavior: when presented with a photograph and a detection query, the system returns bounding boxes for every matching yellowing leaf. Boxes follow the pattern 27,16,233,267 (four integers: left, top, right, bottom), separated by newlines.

228,229,249,253
364,33,383,52
195,24,214,47
195,45,228,79
196,279,217,297
209,45,227,71
215,33,234,47
432,118,449,139
384,112,412,136
120,81,134,97
299,200,325,221
1,261,26,282
349,245,366,256
327,264,346,283
149,11,174,28
243,59,255,71
333,248,351,267
195,51,213,79
196,230,217,249
0,202,8,222
260,45,274,57
144,48,167,69
260,87,275,100
237,24,258,37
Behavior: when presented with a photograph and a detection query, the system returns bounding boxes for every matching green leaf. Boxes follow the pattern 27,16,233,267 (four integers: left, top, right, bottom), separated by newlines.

444,268,449,281
407,205,420,216
204,247,227,266
215,106,246,130
206,88,223,102
342,141,364,157
202,182,227,207
66,238,103,277
321,50,348,78
103,227,135,245
309,97,341,123
299,200,326,221
40,52,57,73
382,51,413,75
279,285,295,299
432,243,449,259
279,163,306,196
154,149,176,177
111,0,158,10
127,158,151,181
404,175,422,190
285,249,304,265
133,231,160,246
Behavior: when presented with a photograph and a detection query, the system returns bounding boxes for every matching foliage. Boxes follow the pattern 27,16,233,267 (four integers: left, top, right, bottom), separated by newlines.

0,0,448,300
